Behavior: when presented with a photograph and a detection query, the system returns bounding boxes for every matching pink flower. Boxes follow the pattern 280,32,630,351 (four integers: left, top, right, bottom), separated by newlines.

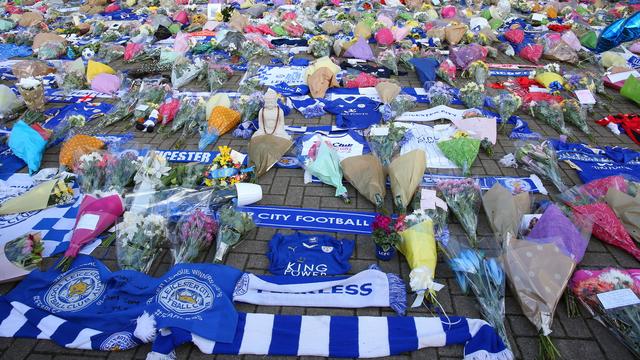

372,214,392,231
394,215,407,232
22,245,33,255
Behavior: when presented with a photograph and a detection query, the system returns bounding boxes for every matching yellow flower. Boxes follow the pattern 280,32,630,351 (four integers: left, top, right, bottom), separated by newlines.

218,145,231,156
405,20,419,28
204,178,213,187
453,130,469,139
214,12,223,22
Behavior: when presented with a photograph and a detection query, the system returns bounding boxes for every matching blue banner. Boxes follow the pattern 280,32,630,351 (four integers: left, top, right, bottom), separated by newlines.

239,205,375,234
156,150,218,164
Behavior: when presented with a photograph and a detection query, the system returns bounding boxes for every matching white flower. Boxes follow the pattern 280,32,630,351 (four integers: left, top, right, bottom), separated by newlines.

119,211,142,237
409,266,434,293
17,77,41,89
600,269,634,287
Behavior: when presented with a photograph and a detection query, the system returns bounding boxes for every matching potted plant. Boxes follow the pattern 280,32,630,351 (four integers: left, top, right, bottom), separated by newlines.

371,214,402,260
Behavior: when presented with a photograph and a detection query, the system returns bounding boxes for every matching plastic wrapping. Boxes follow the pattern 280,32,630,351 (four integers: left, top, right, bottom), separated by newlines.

570,268,640,358
437,178,481,247
515,141,567,192
213,203,256,263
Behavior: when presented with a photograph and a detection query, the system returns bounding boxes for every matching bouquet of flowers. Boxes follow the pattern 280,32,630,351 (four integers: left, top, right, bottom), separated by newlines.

300,140,350,202
131,151,172,212
308,35,332,58
570,268,640,358
437,178,481,247
104,150,141,193
459,82,485,109
464,60,489,85
515,141,567,192
73,151,107,194
238,92,264,123
207,63,233,92
436,59,457,85
529,101,572,138
204,146,253,189
213,204,256,263
397,48,415,71
372,214,402,260
0,177,75,215
396,209,440,306
169,209,218,264
239,40,269,61
102,83,140,127
168,97,204,135
17,77,45,112
558,179,640,261
60,59,86,92
381,94,417,121
365,122,407,167
116,211,167,273
437,131,481,176
492,92,522,132
377,49,399,75
171,56,206,89
443,243,510,350
48,113,87,145
173,98,207,149
161,163,207,188
561,99,595,143
4,232,44,271
427,81,453,107
57,193,124,270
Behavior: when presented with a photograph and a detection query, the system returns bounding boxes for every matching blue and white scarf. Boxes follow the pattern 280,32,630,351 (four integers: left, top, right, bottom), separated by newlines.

233,265,406,315
0,256,512,360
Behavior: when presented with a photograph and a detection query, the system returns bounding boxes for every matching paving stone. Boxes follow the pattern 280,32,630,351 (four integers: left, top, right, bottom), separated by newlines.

555,339,606,360
586,318,637,360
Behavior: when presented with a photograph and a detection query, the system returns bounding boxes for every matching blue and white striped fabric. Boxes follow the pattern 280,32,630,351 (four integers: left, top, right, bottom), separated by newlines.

0,256,513,360
148,313,513,360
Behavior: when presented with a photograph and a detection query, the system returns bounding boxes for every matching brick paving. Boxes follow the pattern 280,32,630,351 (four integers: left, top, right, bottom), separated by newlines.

1,51,639,360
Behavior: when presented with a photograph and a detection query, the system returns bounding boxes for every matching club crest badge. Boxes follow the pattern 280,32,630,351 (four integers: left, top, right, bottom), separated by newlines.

158,276,214,316
233,273,250,297
44,268,105,312
100,332,138,351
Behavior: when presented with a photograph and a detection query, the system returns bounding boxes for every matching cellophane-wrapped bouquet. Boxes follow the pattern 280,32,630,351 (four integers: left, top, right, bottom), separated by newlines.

492,92,522,132
427,81,453,107
169,209,218,264
515,141,567,192
308,35,333,58
377,49,399,75
365,122,408,167
570,268,640,358
214,204,256,263
437,178,481,247
459,82,485,109
529,100,572,138
116,210,167,273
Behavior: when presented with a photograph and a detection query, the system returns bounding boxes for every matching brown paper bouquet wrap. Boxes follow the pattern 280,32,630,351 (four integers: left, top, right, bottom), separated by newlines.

445,23,468,45
482,183,530,242
605,188,640,243
375,81,401,104
388,149,426,211
0,178,74,215
208,106,241,136
16,78,45,112
308,67,339,98
503,235,576,359
341,154,386,208
248,135,293,178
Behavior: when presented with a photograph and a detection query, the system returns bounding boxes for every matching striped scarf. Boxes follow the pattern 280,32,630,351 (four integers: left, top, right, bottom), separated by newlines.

0,298,512,360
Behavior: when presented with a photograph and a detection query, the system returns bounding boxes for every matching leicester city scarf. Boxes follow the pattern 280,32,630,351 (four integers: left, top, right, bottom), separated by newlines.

0,256,513,360
233,265,407,315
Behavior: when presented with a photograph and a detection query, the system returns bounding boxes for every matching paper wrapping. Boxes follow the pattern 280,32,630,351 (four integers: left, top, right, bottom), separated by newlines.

445,24,467,45
397,219,437,274
248,135,293,178
605,188,640,243
307,67,339,98
0,179,60,215
341,154,386,207
482,183,530,242
18,84,45,112
375,81,401,104
503,237,576,335
388,149,426,209
208,106,241,135
59,135,105,168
